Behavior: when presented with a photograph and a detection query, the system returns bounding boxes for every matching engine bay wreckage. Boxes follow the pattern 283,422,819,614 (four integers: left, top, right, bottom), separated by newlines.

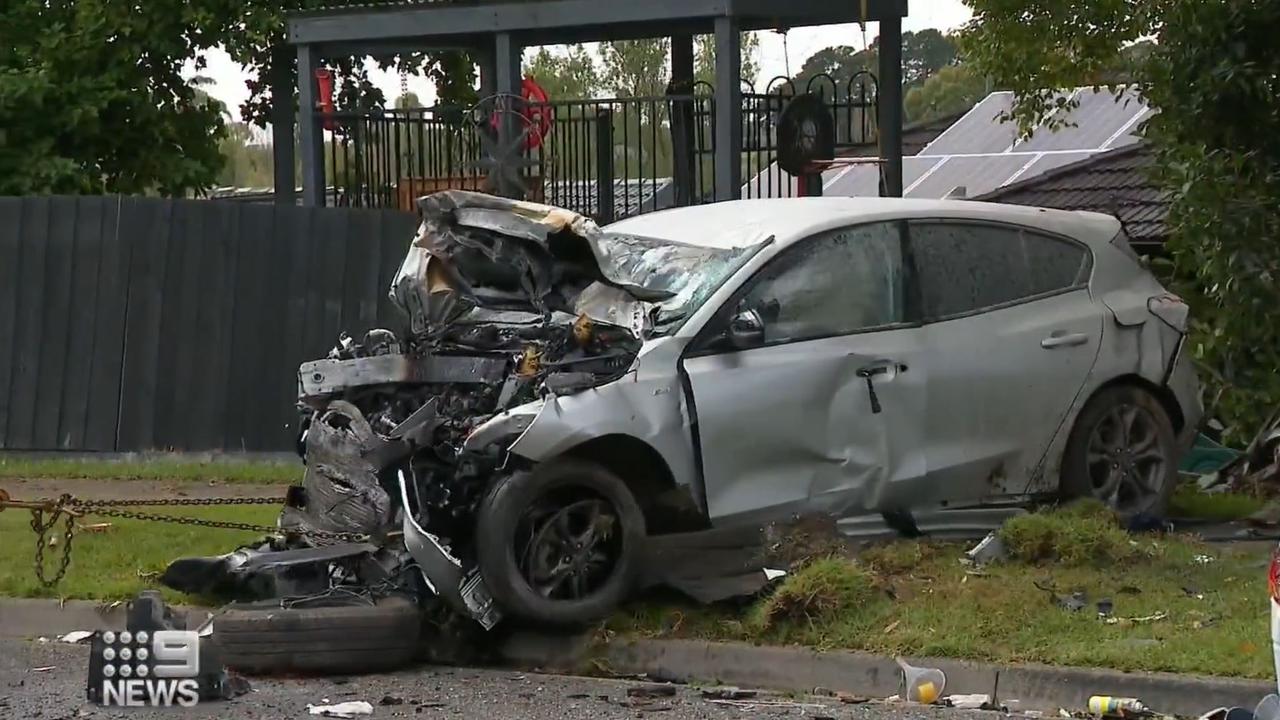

161,191,777,629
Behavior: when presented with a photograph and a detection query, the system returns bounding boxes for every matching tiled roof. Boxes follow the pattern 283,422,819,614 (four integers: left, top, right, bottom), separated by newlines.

976,142,1168,248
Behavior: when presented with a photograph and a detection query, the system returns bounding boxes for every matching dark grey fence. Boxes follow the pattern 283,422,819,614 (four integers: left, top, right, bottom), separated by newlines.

0,196,418,452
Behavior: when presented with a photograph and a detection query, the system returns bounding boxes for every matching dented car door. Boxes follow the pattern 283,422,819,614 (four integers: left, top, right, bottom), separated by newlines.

681,222,929,524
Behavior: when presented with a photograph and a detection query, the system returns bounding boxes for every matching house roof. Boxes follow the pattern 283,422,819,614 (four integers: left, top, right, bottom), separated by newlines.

975,142,1168,249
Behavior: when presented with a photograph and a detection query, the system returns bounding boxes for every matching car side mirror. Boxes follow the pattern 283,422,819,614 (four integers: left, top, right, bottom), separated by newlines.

725,306,766,349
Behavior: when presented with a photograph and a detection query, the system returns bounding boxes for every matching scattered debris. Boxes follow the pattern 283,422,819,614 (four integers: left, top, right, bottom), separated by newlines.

307,700,375,718
947,694,993,710
836,692,869,705
1105,611,1168,626
1088,696,1147,716
763,568,788,581
699,687,757,701
897,658,946,705
628,685,677,699
883,620,902,634
379,695,405,706
75,522,113,533
30,666,55,673
964,532,1008,566
1194,554,1216,565
57,631,93,644
705,700,829,710
1096,599,1114,618
1182,586,1205,600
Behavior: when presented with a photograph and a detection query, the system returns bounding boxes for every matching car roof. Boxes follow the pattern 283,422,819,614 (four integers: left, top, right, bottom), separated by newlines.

605,197,1122,250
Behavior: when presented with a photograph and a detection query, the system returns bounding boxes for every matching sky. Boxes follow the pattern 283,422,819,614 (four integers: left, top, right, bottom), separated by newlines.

189,0,972,123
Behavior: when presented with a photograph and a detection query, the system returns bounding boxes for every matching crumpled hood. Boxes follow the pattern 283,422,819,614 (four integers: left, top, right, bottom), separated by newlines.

390,191,673,338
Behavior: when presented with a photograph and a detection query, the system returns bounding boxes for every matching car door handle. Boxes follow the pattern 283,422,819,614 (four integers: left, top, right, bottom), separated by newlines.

855,359,908,378
1041,332,1089,349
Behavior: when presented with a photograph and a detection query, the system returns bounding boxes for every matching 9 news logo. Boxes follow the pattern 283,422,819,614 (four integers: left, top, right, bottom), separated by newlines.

88,629,201,707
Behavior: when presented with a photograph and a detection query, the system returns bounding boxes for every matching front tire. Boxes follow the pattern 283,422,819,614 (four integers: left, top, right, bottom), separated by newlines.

1061,384,1178,517
475,459,645,627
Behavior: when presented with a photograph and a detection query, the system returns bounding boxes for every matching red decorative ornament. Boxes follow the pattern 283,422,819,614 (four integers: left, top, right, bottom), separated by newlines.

490,76,554,150
314,68,336,131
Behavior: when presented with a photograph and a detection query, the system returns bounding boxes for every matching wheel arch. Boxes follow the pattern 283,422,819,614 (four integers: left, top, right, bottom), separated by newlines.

559,434,709,534
1085,373,1186,433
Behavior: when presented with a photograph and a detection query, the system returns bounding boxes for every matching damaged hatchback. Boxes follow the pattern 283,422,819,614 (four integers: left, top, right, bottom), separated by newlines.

164,192,1200,632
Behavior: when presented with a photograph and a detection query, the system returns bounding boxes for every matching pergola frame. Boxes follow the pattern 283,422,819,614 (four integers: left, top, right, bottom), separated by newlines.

277,0,909,207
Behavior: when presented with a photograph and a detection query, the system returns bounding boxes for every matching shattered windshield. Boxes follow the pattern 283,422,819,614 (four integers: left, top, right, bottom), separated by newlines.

593,233,765,334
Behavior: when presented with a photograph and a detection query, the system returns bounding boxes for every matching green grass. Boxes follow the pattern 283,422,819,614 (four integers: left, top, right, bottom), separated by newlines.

0,505,280,603
1170,483,1266,521
0,457,301,484
611,505,1275,680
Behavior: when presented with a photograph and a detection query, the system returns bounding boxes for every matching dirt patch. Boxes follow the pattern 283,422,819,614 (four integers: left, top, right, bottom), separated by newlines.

1,477,290,502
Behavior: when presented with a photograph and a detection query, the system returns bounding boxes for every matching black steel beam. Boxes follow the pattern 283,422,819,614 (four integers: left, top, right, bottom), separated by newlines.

713,16,742,201
270,45,297,205
287,0,906,46
877,15,904,197
297,44,325,207
671,33,696,207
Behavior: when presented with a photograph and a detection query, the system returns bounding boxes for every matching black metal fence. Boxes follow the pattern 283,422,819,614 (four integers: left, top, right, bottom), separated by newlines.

318,72,877,214
0,196,417,452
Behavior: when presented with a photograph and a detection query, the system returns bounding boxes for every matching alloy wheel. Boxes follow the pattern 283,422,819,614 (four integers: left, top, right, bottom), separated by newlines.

1085,402,1168,513
515,492,621,600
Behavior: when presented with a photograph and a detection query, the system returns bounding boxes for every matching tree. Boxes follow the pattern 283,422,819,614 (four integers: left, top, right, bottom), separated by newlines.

526,45,602,100
693,32,762,89
905,64,989,123
961,0,1280,442
790,30,958,97
0,0,227,195
0,0,480,197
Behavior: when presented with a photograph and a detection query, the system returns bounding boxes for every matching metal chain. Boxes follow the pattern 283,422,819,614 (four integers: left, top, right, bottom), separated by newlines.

17,493,369,587
31,494,76,588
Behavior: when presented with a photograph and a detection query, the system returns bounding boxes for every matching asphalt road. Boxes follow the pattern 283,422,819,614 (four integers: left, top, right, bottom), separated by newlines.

0,639,1002,720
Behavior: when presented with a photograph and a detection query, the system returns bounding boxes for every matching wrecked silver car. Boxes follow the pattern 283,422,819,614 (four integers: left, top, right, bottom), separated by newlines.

164,191,1200,629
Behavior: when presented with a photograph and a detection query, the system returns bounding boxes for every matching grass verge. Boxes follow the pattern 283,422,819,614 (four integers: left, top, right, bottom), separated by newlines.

611,503,1275,680
0,457,300,484
0,505,279,603
1170,482,1265,521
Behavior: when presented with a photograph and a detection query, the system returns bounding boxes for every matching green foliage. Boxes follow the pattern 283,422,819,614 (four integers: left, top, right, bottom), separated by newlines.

999,501,1137,566
0,0,228,195
962,0,1280,443
905,64,989,123
527,45,603,100
791,30,958,96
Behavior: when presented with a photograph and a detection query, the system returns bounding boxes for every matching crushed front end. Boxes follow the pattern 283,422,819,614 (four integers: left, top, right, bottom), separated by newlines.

161,191,662,627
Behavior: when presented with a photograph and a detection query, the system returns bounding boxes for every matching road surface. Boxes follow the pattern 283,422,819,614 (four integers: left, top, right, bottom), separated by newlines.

0,638,1001,720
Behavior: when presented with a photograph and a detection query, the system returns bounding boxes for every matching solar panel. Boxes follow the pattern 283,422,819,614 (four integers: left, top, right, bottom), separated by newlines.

742,86,1152,201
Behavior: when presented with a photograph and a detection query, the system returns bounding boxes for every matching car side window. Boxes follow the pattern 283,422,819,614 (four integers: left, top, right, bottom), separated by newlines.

909,221,1089,320
736,222,906,345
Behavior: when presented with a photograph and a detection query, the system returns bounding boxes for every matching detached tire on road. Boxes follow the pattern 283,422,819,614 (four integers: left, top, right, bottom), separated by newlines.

475,459,646,627
214,595,421,675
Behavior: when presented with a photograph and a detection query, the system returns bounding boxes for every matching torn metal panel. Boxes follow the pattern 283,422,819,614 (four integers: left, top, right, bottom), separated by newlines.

299,354,509,400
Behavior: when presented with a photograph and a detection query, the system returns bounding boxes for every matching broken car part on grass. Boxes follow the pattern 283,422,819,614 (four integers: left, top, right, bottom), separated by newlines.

160,192,1201,634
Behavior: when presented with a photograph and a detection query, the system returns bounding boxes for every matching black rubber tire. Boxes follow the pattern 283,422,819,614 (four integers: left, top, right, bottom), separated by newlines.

475,459,646,627
1060,384,1178,517
213,595,421,675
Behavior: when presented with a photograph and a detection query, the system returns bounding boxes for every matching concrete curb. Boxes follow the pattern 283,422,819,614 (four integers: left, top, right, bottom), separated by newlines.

511,635,1275,716
0,598,212,638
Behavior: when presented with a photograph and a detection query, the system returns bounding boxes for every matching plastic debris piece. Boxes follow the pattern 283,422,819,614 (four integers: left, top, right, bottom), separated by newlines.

700,687,757,701
763,568,787,581
1193,555,1215,564
965,532,1007,566
31,666,56,672
1097,599,1114,618
896,658,946,705
947,694,992,710
307,700,374,718
57,631,93,644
